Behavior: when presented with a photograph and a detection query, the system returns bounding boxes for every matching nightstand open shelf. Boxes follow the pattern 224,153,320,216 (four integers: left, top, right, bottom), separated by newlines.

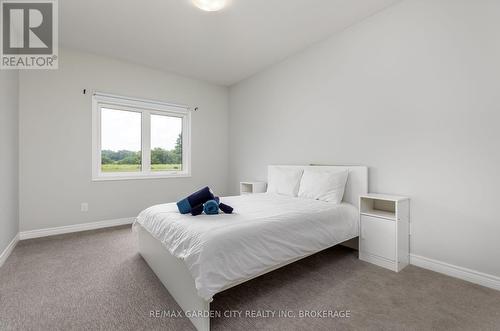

360,195,397,220
240,182,267,195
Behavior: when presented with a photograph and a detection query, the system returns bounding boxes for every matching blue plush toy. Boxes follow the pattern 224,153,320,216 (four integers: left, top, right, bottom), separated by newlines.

203,197,234,215
203,200,219,215
218,202,234,214
178,190,234,216
176,186,215,214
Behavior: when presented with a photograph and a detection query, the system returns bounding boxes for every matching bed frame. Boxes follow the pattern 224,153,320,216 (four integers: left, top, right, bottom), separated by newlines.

137,165,368,331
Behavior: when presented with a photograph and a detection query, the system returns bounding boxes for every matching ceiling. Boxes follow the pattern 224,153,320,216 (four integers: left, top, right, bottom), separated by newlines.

60,0,400,86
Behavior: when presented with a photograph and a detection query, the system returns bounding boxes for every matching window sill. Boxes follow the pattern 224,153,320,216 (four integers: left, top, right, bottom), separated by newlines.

92,172,191,182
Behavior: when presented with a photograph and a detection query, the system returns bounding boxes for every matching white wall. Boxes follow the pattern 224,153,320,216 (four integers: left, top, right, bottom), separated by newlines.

229,0,500,278
19,48,229,232
0,70,19,252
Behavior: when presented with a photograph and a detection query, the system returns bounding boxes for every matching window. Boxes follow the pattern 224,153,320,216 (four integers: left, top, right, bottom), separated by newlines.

92,93,191,180
101,108,142,173
150,114,183,172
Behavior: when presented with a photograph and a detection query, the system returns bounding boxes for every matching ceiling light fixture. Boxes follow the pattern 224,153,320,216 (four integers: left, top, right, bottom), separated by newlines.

192,0,228,12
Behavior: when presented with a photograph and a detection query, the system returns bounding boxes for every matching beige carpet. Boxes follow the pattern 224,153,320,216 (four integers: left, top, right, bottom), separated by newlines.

1,226,499,331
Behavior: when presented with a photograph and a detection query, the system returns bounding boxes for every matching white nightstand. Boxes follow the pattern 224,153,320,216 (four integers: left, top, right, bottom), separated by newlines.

240,182,267,195
359,193,410,272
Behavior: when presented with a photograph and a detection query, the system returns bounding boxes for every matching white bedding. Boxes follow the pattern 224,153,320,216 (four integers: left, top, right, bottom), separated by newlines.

133,193,359,301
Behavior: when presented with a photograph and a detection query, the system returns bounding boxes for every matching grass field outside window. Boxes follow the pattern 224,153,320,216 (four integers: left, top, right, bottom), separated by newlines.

101,164,182,172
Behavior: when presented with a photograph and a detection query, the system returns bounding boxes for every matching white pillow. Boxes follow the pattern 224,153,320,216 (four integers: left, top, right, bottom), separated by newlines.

298,168,349,203
267,167,304,197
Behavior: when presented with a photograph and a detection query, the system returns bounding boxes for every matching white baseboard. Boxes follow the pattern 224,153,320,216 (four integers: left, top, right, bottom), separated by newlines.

410,254,500,292
0,233,20,268
19,217,135,240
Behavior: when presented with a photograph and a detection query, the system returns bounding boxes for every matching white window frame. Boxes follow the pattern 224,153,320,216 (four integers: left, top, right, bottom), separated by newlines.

92,92,191,181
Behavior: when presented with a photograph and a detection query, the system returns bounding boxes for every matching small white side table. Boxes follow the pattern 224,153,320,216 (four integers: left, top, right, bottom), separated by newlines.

240,182,267,195
359,193,410,272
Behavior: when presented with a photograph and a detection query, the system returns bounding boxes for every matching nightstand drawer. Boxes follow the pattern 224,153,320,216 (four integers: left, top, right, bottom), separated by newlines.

360,215,396,261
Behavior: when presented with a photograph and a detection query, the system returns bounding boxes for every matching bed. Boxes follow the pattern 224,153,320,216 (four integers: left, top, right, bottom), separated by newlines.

134,165,368,331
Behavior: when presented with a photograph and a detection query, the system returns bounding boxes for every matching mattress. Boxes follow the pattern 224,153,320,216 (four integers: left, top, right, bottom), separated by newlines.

133,193,359,301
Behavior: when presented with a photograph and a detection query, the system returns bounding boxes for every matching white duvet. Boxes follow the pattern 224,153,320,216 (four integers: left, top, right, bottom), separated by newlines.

134,193,358,301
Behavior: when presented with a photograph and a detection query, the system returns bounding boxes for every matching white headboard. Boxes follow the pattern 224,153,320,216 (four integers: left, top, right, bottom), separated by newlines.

268,165,368,208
